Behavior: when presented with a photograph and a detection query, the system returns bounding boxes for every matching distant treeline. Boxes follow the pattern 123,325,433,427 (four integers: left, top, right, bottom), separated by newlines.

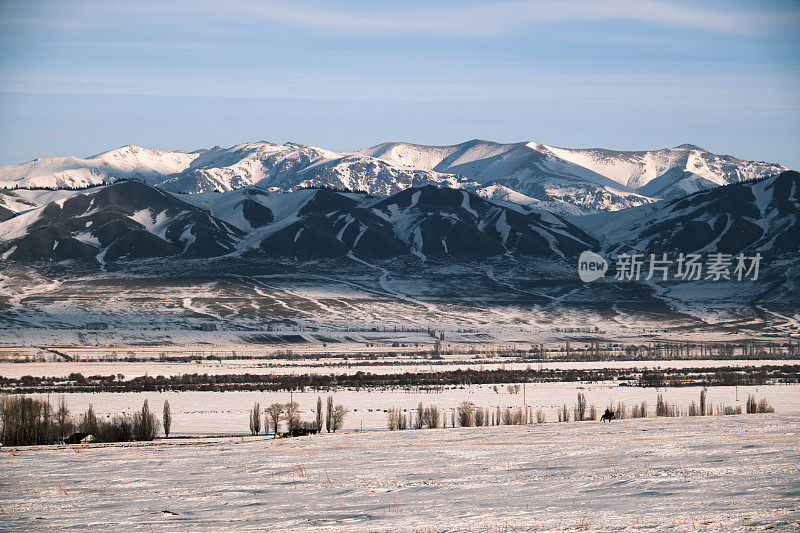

2,365,798,394
5,337,798,364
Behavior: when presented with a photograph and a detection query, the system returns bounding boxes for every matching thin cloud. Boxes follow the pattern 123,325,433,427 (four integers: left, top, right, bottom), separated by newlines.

3,1,796,37
226,0,799,36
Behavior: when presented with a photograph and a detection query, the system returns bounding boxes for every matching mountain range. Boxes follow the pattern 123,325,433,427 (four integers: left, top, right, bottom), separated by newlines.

1,170,797,265
1,159,798,339
0,180,597,263
0,140,786,215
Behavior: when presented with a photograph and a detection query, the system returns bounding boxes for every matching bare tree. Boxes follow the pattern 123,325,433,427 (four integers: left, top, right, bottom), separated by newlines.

249,402,261,435
284,401,301,434
746,394,757,414
80,404,98,435
457,401,475,427
133,400,159,441
423,405,441,428
326,396,333,433
416,402,424,429
700,388,707,416
163,400,172,438
316,396,323,432
387,407,401,430
474,406,485,426
575,393,587,421
265,403,283,437
656,394,669,417
330,404,347,432
56,395,72,442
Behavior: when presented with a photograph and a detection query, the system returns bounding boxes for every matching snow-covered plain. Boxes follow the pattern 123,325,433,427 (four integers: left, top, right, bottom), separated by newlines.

2,358,797,379
2,414,798,531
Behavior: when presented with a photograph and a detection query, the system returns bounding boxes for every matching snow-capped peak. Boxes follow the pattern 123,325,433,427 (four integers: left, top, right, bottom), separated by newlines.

0,139,787,215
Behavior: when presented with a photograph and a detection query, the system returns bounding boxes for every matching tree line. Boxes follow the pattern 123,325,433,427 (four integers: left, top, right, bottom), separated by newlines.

0,394,170,446
2,365,797,394
249,396,347,436
2,389,776,446
385,391,775,429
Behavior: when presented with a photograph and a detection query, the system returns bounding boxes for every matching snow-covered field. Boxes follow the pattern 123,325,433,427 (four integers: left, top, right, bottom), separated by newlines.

3,256,798,347
2,358,797,379
2,414,798,531
17,382,800,436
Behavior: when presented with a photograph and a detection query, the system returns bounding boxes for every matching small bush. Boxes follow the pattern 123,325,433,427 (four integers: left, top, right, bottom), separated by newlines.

757,398,774,414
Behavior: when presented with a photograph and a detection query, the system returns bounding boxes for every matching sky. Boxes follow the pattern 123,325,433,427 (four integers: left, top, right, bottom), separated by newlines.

0,0,798,168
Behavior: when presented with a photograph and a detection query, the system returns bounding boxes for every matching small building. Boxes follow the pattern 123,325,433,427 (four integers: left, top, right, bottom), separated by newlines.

65,432,95,444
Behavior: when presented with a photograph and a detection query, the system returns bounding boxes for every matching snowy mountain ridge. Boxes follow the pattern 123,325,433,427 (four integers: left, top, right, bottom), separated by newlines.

0,181,597,263
2,171,797,266
0,140,787,214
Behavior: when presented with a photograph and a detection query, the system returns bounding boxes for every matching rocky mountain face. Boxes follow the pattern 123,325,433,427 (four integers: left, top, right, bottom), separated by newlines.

0,181,598,264
0,181,243,263
247,186,597,261
2,172,798,265
3,170,798,266
0,140,786,215
590,170,800,257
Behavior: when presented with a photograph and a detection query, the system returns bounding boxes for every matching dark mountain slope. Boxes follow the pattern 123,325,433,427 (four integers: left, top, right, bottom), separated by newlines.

0,181,243,262
596,170,799,256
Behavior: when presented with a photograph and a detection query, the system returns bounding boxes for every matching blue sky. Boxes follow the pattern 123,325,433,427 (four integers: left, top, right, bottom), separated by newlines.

0,0,798,167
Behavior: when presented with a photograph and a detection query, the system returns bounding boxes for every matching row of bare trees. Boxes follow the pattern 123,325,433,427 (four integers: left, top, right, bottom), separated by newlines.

249,396,348,436
388,390,776,429
388,401,547,430
560,390,773,421
0,394,163,446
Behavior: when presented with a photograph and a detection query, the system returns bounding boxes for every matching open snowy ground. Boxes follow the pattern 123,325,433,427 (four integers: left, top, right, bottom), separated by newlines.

3,259,798,346
2,358,798,380
2,414,798,531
